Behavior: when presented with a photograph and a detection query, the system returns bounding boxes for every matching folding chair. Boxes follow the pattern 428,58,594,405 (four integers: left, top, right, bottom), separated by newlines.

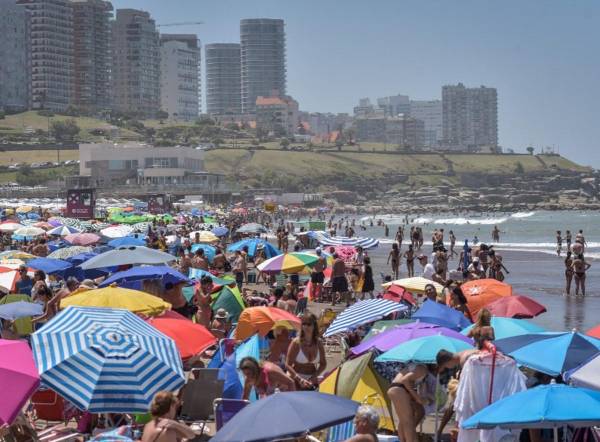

179,375,224,435
29,389,82,430
213,399,249,431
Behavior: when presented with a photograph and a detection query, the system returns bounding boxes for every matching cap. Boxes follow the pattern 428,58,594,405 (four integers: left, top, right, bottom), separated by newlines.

215,308,228,320
472,257,480,262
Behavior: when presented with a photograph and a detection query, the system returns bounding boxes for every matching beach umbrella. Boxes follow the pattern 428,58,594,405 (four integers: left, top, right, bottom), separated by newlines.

0,250,35,261
235,306,301,340
64,232,101,246
460,279,513,317
28,257,72,275
323,299,409,338
362,319,414,341
99,265,189,288
146,316,216,360
412,299,472,331
461,316,546,340
0,222,23,232
101,225,133,238
189,230,219,243
236,222,267,234
0,339,40,425
383,276,444,294
211,391,358,442
494,331,600,376
0,267,23,293
32,306,185,413
48,246,92,260
80,246,176,270
227,238,281,258
566,353,600,391
211,285,245,323
13,226,45,237
190,243,216,262
383,284,417,306
211,226,229,237
47,225,81,236
60,285,171,316
0,301,43,320
308,231,379,249
257,252,319,274
375,335,474,364
331,245,356,263
587,324,600,339
33,221,54,230
485,295,547,319
351,321,473,356
462,383,600,433
15,206,33,214
188,268,235,287
107,236,146,248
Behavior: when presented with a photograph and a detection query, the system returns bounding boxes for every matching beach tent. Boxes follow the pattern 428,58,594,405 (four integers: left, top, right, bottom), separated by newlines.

319,352,395,431
211,285,245,323
227,238,281,259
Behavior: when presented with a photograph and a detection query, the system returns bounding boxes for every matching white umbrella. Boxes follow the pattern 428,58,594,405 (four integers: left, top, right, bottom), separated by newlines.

100,225,133,238
14,226,45,237
80,246,176,270
566,353,600,391
0,223,24,232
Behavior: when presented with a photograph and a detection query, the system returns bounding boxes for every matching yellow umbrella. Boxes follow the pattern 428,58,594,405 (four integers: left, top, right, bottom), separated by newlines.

15,206,33,213
189,231,219,243
0,251,35,261
382,276,444,294
60,285,171,316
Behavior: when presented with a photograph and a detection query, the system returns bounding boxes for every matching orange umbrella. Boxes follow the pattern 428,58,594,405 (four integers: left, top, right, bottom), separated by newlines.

460,279,513,318
235,306,301,340
587,324,600,339
146,316,217,360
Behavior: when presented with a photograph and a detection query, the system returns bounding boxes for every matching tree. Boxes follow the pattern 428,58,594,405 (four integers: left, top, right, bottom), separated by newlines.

280,138,290,150
515,161,525,174
526,146,535,155
51,119,80,142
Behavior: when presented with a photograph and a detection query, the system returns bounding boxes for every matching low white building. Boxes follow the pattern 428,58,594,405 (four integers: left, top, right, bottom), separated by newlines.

160,34,201,121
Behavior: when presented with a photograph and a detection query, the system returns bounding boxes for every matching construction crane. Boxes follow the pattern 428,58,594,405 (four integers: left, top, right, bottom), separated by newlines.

157,21,204,27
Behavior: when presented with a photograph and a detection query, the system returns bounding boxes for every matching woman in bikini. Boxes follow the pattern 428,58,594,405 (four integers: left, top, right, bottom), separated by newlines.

285,312,327,390
564,251,574,295
141,391,196,442
387,363,437,442
572,254,591,296
239,356,295,400
387,243,401,279
404,245,415,277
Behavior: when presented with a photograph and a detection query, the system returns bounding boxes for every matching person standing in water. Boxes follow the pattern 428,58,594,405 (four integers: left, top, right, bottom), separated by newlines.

564,251,574,295
449,230,457,259
395,226,404,249
556,231,562,256
492,226,500,243
572,254,591,296
566,230,572,251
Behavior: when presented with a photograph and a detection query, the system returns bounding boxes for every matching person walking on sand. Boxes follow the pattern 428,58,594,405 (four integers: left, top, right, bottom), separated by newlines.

572,254,591,296
556,230,562,256
388,243,401,279
395,226,404,249
404,245,415,277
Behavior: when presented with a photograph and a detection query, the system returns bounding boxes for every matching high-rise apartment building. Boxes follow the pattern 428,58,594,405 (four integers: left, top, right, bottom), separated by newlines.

377,94,410,117
160,34,200,121
72,0,112,111
18,0,74,111
111,9,160,118
205,43,241,115
0,0,29,112
240,18,286,114
442,83,498,150
410,100,442,148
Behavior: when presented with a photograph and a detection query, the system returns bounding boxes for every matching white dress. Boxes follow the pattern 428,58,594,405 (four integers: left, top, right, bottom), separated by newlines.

454,353,526,442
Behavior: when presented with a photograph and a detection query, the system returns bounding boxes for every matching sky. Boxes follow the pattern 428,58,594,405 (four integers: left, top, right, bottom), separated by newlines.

113,0,600,167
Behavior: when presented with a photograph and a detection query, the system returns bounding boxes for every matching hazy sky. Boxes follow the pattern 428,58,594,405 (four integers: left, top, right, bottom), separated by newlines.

113,0,600,167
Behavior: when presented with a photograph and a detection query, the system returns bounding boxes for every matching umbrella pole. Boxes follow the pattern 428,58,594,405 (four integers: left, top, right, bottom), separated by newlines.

553,427,558,442
434,373,439,442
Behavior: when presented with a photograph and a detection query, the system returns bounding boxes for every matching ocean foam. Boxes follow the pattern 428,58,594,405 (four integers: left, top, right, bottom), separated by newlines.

433,217,508,225
511,212,536,218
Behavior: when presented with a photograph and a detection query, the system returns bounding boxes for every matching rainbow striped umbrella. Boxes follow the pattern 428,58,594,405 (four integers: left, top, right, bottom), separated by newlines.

257,252,319,275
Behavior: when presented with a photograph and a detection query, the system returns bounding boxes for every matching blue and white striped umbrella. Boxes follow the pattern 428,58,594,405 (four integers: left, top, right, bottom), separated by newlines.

48,225,82,236
32,306,185,413
308,231,379,249
323,299,408,337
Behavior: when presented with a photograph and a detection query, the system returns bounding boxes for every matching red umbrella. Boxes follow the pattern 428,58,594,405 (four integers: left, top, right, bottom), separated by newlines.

383,285,416,306
485,294,547,319
587,324,600,339
146,317,217,359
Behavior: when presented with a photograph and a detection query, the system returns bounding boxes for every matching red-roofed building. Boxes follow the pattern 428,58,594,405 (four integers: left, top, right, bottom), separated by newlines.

255,94,299,136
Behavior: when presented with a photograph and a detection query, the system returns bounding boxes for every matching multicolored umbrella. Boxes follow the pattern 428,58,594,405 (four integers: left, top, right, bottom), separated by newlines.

485,295,547,319
60,285,171,316
566,353,600,391
146,316,216,360
13,226,45,238
383,276,444,295
462,316,546,340
0,250,35,261
47,225,82,236
32,306,185,413
48,246,93,260
257,252,319,274
0,222,24,232
460,279,513,317
351,321,473,356
64,232,101,246
101,225,133,238
495,332,600,376
375,335,474,364
189,230,219,243
33,221,54,230
588,324,600,339
236,222,267,234
235,306,301,340
0,339,40,425
227,238,281,259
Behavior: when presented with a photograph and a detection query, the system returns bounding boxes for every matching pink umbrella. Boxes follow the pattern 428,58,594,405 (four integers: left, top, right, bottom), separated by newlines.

64,233,100,246
486,294,547,319
0,339,40,425
332,245,356,263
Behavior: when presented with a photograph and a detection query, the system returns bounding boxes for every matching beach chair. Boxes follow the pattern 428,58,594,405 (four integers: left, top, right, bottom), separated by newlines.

213,399,249,431
178,373,224,434
37,425,83,442
29,390,82,430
